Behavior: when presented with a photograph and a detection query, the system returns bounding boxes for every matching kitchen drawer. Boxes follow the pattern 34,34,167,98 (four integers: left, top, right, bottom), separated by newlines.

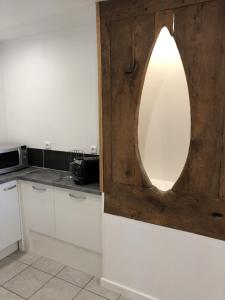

55,187,102,253
21,181,55,237
0,181,21,251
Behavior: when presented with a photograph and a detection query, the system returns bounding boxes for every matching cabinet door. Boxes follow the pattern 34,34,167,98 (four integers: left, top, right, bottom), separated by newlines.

21,182,55,237
55,188,102,253
0,181,21,251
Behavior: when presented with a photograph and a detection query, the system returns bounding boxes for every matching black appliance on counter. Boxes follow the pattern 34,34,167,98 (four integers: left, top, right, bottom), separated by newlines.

73,156,99,185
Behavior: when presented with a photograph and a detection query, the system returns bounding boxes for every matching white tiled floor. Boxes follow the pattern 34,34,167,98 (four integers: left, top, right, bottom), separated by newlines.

0,251,132,300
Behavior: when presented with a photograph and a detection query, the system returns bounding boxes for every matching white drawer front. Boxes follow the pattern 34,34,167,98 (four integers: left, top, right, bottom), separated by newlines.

21,182,55,237
55,188,102,253
0,181,21,251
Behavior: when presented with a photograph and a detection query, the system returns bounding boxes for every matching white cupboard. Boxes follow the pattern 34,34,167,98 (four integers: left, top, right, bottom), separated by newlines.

0,181,21,252
21,182,55,237
55,188,102,253
20,181,102,254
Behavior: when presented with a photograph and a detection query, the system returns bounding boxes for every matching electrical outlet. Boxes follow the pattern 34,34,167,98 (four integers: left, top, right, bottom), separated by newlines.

90,145,97,155
45,141,51,150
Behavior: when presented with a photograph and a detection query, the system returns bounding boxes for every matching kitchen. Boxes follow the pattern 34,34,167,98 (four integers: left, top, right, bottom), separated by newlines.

1,1,225,300
0,1,107,300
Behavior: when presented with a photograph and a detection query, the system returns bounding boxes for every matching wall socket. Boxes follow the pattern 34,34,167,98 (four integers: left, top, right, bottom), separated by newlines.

45,141,51,150
90,145,97,155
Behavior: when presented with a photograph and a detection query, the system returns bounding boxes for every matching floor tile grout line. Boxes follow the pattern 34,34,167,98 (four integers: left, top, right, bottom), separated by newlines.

1,285,27,300
5,253,94,287
1,264,30,286
26,272,55,299
27,262,69,299
82,275,95,289
20,255,43,266
0,257,54,300
6,253,83,281
72,276,96,299
1,253,123,300
29,264,65,277
54,266,94,289
53,275,91,290
1,280,122,300
2,256,93,291
27,273,80,299
7,253,42,266
28,268,117,300
58,271,92,289
55,264,67,276
27,264,83,299
3,268,120,300
83,287,121,300
72,287,83,300
73,287,119,300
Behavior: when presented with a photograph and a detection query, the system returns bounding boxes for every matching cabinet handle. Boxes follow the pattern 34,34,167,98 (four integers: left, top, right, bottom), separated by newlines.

69,193,86,201
32,186,47,192
3,185,16,192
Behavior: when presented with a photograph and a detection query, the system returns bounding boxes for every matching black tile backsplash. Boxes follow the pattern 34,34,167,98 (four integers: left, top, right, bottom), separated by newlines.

28,148,99,171
44,150,72,171
28,148,43,167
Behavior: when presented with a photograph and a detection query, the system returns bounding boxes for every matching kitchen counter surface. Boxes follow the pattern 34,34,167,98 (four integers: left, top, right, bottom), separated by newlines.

0,167,101,196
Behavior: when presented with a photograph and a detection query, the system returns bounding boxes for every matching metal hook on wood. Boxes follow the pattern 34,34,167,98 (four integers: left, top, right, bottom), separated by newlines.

125,59,138,74
125,30,138,75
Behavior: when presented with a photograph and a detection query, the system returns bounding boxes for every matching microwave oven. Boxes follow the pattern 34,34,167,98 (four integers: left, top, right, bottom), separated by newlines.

0,144,29,175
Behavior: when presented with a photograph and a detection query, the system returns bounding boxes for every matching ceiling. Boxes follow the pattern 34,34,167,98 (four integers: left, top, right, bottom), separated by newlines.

0,0,98,41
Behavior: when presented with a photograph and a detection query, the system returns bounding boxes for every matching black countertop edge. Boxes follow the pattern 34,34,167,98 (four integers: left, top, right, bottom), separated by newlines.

0,167,101,196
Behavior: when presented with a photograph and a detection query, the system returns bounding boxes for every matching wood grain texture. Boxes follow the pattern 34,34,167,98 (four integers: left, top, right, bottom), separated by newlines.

110,14,155,187
155,10,174,36
96,3,104,192
100,18,112,190
218,1,225,200
104,187,225,241
99,0,225,240
172,1,225,199
100,0,215,20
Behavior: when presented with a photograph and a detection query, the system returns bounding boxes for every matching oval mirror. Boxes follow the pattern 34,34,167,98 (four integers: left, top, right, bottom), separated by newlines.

138,27,191,191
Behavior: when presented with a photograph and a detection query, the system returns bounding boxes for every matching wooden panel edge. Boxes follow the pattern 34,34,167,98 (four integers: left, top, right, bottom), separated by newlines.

100,0,216,20
96,2,104,192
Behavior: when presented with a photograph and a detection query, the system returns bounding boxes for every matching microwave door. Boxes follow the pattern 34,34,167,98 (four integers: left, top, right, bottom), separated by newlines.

0,148,20,174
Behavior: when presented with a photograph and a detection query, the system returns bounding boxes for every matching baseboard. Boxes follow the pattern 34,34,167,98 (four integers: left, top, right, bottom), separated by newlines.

101,278,159,300
0,243,18,260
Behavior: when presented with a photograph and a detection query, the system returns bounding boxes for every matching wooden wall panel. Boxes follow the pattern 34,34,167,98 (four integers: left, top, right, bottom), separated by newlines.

173,1,225,199
99,0,225,240
110,15,155,186
100,0,214,20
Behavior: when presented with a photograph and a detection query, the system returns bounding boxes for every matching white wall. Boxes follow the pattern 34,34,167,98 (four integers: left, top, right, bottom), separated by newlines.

102,213,225,300
0,49,6,142
0,4,99,153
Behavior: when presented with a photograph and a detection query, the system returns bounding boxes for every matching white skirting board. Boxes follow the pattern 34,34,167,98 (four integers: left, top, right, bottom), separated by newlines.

0,243,18,260
101,278,159,300
28,231,102,277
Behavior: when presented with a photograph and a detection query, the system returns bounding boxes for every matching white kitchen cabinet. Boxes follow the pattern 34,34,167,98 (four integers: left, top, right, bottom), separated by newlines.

21,182,55,237
55,188,102,253
20,181,102,254
0,181,22,252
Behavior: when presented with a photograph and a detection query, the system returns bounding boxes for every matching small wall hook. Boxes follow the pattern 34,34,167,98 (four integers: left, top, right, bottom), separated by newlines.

125,59,138,75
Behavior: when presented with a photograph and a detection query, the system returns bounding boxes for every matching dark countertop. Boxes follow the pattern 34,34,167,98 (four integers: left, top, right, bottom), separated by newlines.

0,167,101,196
